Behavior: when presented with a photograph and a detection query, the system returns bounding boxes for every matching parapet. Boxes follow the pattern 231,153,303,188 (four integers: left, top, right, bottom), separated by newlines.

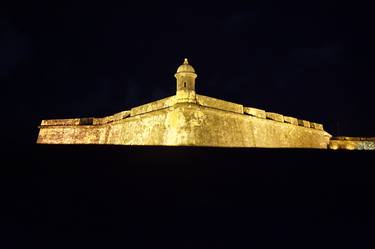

284,116,298,125
196,94,244,114
298,120,311,128
130,96,176,116
40,110,131,127
310,122,324,131
266,112,284,122
41,118,81,126
243,106,324,132
93,110,131,125
243,107,266,119
39,96,326,135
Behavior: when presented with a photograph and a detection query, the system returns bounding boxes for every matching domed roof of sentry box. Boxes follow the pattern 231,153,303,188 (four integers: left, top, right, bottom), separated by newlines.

176,58,195,73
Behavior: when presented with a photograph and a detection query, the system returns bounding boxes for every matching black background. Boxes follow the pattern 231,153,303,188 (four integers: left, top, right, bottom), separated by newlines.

1,1,375,248
2,146,375,248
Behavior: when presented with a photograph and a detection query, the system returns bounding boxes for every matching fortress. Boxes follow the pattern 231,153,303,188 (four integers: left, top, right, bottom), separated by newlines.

37,59,374,150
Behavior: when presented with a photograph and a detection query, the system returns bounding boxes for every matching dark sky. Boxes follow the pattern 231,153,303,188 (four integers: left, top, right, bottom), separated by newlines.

1,1,374,144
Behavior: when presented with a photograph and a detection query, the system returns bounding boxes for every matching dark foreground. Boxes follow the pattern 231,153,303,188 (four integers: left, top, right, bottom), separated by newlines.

1,145,374,248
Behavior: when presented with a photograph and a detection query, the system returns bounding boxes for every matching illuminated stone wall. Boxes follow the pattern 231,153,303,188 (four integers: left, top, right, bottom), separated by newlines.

158,103,330,148
37,97,331,148
329,137,375,150
37,58,375,149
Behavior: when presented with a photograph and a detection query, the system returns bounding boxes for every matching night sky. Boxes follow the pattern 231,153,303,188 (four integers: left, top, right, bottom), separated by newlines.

1,1,374,144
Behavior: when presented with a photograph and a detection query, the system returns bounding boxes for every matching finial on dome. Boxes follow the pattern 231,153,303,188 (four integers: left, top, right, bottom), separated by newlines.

183,58,189,64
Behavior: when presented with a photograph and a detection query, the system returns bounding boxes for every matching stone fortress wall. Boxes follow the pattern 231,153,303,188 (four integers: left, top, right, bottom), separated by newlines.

37,58,374,149
37,94,331,148
329,136,375,150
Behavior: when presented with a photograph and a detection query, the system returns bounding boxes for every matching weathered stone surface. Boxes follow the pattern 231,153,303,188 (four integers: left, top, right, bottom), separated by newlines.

314,123,324,130
93,110,131,125
266,112,284,122
329,137,375,150
41,118,81,126
130,96,176,116
112,110,131,121
243,107,266,119
309,122,323,130
37,125,106,144
298,119,310,128
38,102,331,148
283,116,298,125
